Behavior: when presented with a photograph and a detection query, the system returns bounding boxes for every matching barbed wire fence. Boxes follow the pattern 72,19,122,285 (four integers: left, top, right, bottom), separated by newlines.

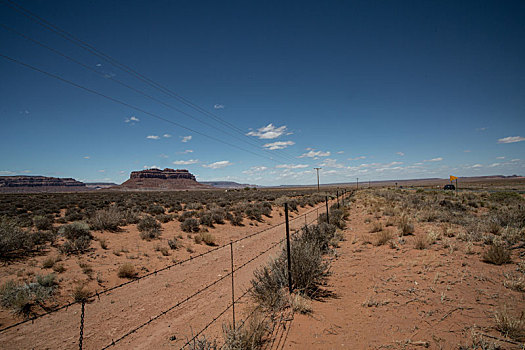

0,189,352,349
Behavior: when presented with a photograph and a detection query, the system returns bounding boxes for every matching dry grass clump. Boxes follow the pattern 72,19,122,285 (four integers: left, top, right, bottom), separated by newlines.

289,293,312,314
221,311,269,350
42,255,59,269
494,306,525,341
397,215,414,236
482,244,512,265
503,272,525,292
117,263,136,279
199,232,217,246
186,335,217,350
369,221,383,233
414,235,428,250
373,229,393,246
72,284,91,302
155,245,170,256
168,237,180,250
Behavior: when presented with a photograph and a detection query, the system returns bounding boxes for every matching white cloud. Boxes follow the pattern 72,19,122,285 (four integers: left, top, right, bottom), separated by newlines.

396,152,405,156
163,134,172,138
424,157,443,162
178,149,193,154
511,159,520,162
498,136,525,144
181,135,192,143
276,164,309,169
263,141,295,150
247,124,288,139
173,159,199,165
319,158,345,168
147,135,160,140
496,156,505,159
159,154,169,158
488,163,500,167
0,170,16,175
125,116,140,123
299,149,330,158
214,104,224,109
83,156,90,159
98,169,105,173
472,164,483,168
337,151,344,154
348,156,366,161
202,160,232,169
476,127,487,132
242,166,268,175
144,165,160,169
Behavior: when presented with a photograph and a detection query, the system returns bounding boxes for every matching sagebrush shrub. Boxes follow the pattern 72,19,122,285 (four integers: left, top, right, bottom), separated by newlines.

89,207,123,231
33,215,53,230
137,216,161,240
181,218,200,233
0,216,38,260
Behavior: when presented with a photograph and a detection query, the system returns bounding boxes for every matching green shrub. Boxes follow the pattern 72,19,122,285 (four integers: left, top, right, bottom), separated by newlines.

59,222,92,254
137,216,161,240
181,218,200,233
89,207,123,231
147,204,165,215
59,222,92,241
0,274,57,317
33,215,53,230
0,216,36,260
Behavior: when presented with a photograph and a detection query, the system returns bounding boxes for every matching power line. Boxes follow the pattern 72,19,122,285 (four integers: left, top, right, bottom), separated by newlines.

0,53,290,164
1,0,301,164
0,23,299,165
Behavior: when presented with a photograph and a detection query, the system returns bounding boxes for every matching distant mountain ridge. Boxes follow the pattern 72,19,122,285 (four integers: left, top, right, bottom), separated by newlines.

0,176,87,193
200,181,256,189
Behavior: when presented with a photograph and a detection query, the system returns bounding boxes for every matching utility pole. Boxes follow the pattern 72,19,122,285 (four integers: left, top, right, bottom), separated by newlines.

314,167,322,192
356,177,359,190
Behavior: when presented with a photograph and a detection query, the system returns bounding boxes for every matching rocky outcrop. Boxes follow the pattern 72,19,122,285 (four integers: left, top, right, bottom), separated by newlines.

118,168,212,191
0,176,87,192
129,168,196,181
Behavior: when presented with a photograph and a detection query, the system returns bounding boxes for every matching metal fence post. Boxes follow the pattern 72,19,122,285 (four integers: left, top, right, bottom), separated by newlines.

230,242,235,331
79,300,85,350
325,196,330,225
284,203,292,293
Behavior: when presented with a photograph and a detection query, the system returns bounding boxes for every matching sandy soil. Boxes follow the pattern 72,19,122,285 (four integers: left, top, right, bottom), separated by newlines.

0,198,335,349
285,198,525,349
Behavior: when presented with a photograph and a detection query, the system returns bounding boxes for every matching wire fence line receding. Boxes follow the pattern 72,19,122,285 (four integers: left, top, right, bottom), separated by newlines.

0,191,351,349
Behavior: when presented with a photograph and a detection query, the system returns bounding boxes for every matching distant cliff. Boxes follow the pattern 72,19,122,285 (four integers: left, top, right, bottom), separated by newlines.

0,176,87,193
118,168,211,191
129,168,196,181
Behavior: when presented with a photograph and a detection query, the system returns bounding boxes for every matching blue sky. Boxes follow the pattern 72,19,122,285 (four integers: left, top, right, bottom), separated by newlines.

0,0,524,186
